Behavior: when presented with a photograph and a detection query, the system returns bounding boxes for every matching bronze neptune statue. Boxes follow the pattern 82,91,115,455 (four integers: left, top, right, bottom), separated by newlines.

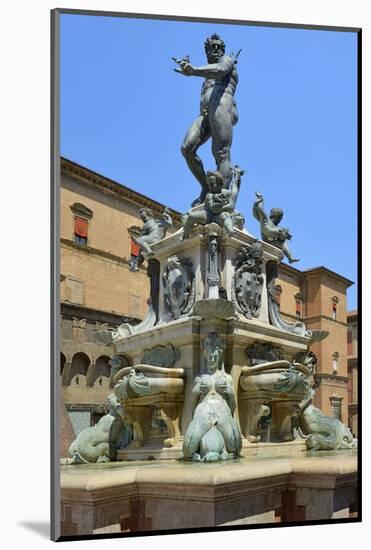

173,34,240,206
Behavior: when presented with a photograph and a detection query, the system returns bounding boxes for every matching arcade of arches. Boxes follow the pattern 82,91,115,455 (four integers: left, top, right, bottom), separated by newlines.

60,303,130,437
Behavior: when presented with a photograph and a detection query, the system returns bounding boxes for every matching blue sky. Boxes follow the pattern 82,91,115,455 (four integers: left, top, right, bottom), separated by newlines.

60,14,358,309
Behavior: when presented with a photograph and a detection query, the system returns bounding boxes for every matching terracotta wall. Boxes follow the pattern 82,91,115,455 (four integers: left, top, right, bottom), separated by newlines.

276,269,302,317
61,174,150,318
61,244,149,318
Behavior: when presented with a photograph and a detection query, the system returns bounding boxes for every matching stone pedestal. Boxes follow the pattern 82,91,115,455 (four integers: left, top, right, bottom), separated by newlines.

110,225,312,460
60,451,358,537
152,224,281,324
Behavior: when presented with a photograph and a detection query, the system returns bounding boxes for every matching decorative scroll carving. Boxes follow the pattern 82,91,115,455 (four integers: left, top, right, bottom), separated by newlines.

162,256,195,319
266,261,329,342
114,369,152,399
274,364,311,395
232,241,264,319
113,365,185,398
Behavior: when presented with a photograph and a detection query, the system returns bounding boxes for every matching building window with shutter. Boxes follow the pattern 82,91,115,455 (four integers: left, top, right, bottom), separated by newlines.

70,203,93,246
294,293,303,318
332,352,339,375
295,299,302,318
74,216,88,246
331,296,339,320
330,397,342,421
128,225,142,268
130,238,140,260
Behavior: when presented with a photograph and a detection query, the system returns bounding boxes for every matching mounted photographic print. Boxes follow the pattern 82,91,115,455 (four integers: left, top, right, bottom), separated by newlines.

51,8,361,541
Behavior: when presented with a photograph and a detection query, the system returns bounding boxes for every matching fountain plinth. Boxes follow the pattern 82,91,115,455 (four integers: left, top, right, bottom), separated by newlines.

105,223,317,461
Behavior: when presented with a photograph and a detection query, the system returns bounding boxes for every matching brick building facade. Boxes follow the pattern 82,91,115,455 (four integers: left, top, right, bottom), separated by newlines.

276,264,353,424
59,158,355,436
347,311,358,436
59,158,180,435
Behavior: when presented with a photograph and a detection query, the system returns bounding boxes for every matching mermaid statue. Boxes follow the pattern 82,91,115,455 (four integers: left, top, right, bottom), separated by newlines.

182,333,242,461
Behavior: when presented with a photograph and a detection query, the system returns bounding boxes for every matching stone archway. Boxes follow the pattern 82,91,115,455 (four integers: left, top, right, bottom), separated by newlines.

92,355,112,389
68,352,91,386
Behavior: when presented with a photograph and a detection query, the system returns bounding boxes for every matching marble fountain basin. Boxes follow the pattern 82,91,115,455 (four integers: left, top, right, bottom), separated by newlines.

240,360,311,397
113,365,185,396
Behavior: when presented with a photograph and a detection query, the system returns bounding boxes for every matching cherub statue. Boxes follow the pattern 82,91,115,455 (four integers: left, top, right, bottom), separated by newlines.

253,191,299,263
182,333,242,461
129,207,172,271
182,166,244,239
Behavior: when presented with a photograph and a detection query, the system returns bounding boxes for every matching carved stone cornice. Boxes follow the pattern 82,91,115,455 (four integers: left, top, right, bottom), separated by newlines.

277,263,304,282
64,403,108,413
278,263,354,288
61,157,182,225
61,302,140,325
70,202,93,219
347,310,358,323
303,266,354,288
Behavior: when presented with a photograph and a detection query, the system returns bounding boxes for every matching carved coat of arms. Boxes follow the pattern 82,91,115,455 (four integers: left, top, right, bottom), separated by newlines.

162,256,195,319
232,241,264,319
